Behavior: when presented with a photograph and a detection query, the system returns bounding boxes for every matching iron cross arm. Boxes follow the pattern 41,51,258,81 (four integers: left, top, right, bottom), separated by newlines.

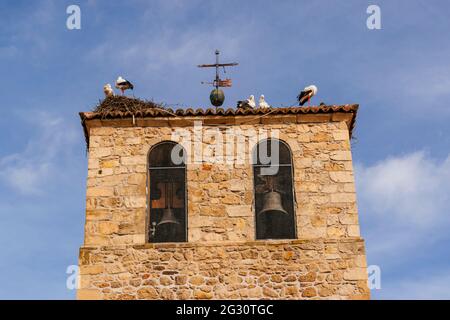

197,62,239,68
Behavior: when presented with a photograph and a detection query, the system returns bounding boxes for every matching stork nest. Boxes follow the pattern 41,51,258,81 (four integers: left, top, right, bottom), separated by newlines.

93,95,166,117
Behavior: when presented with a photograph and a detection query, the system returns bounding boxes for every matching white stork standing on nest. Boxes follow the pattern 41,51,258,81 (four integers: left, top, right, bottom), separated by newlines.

237,95,256,110
297,85,318,106
115,76,134,95
103,83,114,97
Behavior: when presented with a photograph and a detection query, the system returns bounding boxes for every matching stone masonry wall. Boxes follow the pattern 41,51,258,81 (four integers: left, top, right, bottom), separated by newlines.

78,116,368,299
84,120,359,245
78,239,369,300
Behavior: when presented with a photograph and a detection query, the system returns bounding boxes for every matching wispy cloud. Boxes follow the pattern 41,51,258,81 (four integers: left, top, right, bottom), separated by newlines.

86,20,253,72
355,151,450,266
356,152,450,225
0,112,78,195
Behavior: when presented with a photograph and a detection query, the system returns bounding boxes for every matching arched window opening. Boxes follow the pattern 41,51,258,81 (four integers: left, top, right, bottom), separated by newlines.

252,139,296,240
148,141,187,243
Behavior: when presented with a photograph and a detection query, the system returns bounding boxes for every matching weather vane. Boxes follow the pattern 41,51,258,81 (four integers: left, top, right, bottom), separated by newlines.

198,50,238,109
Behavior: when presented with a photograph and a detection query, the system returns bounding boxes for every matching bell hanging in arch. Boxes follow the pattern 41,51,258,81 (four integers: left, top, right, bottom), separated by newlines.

259,191,289,216
157,181,179,227
157,207,179,226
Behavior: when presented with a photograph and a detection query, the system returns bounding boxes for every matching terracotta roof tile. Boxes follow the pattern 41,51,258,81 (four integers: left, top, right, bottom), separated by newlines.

81,105,358,119
79,96,358,146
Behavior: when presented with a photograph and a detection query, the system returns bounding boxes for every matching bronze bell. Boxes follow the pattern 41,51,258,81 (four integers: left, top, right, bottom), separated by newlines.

157,207,179,226
157,181,180,227
259,191,289,215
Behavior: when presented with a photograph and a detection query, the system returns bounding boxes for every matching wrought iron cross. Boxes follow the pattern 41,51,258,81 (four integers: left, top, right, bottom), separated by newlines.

198,50,238,89
198,50,238,108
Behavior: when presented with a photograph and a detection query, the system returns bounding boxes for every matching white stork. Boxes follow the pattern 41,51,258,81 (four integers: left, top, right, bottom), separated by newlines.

237,95,256,109
297,85,318,106
103,83,114,97
115,76,134,95
258,95,270,109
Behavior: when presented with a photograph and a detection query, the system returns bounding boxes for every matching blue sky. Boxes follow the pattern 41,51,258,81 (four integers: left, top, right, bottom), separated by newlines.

0,0,449,299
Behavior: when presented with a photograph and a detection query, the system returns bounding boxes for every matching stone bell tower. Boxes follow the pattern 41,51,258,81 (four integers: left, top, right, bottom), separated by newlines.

77,96,370,300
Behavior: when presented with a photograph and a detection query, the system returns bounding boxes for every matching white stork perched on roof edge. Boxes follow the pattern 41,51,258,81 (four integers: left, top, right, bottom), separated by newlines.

115,76,134,95
103,83,114,97
297,85,318,106
258,95,270,109
237,95,256,110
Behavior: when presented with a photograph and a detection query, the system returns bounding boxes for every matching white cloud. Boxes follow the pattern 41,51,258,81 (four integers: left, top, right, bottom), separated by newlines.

355,151,450,261
0,112,78,196
86,25,251,72
356,152,450,298
356,152,450,226
85,0,257,74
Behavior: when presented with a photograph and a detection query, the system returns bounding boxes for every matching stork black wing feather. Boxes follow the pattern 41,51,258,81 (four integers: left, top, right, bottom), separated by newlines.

237,100,251,109
125,81,134,90
297,91,309,106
